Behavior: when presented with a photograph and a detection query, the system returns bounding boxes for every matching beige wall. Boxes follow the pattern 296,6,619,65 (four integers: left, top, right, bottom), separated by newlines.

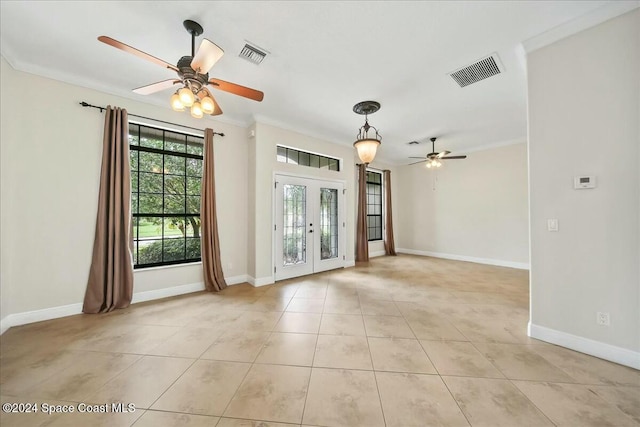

527,9,639,356
0,57,248,318
250,123,356,283
394,142,529,267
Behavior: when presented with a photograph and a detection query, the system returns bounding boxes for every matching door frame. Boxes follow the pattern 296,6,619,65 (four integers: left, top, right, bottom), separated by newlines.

273,172,347,281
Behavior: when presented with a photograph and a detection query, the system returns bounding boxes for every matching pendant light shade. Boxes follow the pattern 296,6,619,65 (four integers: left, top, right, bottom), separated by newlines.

353,101,382,164
354,139,380,164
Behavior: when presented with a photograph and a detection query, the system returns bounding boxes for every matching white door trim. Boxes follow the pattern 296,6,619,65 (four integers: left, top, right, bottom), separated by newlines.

273,173,346,281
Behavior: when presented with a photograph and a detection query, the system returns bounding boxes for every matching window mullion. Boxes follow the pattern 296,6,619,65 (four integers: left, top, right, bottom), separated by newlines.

184,142,187,261
131,124,203,268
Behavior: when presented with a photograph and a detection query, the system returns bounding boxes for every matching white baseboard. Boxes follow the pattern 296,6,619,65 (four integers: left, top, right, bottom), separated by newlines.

225,275,250,286
370,250,386,258
344,260,356,268
528,322,640,370
131,281,205,304
396,248,529,270
1,302,83,335
247,276,274,287
0,275,246,335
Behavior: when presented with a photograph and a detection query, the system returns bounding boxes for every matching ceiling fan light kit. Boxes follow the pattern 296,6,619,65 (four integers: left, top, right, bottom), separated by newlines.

426,158,442,168
353,100,382,164
408,137,467,167
98,19,264,119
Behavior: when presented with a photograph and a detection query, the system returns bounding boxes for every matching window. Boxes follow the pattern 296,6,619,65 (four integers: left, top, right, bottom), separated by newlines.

276,145,340,171
366,170,383,241
129,123,203,268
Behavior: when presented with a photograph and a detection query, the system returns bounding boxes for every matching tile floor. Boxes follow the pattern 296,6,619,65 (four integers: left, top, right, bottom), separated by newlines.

1,255,639,426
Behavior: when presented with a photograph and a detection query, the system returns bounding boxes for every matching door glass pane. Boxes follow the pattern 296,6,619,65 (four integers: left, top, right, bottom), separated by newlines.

320,188,338,260
283,184,307,266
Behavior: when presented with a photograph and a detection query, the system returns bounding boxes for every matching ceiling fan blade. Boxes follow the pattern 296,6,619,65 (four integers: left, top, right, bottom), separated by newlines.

408,157,426,159
208,78,264,101
408,160,428,165
191,39,224,74
133,79,181,95
198,88,223,116
98,36,178,72
441,155,467,160
437,150,451,158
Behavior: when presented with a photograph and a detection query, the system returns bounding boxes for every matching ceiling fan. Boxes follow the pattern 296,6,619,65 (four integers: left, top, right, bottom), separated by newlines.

409,137,467,168
98,19,264,118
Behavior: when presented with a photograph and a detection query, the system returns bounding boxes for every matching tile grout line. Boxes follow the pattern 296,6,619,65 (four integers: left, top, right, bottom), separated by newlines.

465,321,559,426
299,276,330,424
365,333,388,427
439,374,474,427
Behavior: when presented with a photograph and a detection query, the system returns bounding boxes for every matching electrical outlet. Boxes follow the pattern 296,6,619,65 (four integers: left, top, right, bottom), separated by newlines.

596,312,610,326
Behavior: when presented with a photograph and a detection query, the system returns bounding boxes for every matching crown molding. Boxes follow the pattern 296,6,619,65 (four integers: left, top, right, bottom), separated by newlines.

1,55,249,128
522,1,639,54
252,114,350,147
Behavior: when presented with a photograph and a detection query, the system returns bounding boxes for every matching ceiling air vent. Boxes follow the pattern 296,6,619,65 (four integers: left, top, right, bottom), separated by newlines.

239,43,267,65
449,53,503,88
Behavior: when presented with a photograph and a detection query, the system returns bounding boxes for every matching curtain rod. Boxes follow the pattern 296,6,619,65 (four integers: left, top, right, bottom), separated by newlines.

79,102,225,137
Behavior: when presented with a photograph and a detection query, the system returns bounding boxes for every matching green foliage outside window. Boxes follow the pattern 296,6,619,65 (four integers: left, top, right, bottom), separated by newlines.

129,123,204,267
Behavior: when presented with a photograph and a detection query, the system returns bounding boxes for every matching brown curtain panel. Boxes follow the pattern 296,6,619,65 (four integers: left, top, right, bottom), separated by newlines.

383,170,397,256
201,128,227,291
83,106,134,313
355,163,369,262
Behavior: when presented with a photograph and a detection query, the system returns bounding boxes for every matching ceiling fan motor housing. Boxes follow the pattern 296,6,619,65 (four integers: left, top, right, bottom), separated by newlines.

177,56,208,91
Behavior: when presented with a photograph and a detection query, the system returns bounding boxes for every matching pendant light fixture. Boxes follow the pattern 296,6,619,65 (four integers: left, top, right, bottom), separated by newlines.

353,101,382,164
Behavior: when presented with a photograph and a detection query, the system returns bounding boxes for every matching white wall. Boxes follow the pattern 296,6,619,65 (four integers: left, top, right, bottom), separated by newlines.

0,57,248,321
394,142,529,268
527,9,639,363
250,122,356,283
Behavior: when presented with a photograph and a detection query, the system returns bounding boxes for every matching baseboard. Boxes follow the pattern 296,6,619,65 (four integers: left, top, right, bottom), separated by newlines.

0,275,246,335
344,261,356,268
528,322,640,370
225,275,250,286
396,248,529,270
1,302,83,335
131,281,205,304
370,250,386,258
247,276,274,287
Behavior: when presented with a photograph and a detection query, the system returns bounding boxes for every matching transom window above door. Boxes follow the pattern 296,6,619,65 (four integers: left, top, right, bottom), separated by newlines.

277,145,340,171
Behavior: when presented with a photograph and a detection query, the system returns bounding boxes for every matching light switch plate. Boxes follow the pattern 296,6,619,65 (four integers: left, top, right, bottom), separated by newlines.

547,219,559,232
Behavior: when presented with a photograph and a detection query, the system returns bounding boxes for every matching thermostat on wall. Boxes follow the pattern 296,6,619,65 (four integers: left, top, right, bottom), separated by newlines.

574,175,596,189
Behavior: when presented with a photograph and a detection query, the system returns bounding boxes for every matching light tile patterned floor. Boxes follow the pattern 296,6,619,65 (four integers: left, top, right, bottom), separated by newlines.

1,255,639,426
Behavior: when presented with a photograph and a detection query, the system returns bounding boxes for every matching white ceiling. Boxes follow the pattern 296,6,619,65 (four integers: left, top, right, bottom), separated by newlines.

0,1,618,164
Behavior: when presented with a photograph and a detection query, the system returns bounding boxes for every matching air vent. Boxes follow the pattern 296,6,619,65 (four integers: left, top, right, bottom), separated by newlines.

449,53,503,88
239,43,267,65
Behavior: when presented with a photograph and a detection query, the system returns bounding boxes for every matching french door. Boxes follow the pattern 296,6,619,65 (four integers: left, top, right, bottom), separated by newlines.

274,175,345,281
